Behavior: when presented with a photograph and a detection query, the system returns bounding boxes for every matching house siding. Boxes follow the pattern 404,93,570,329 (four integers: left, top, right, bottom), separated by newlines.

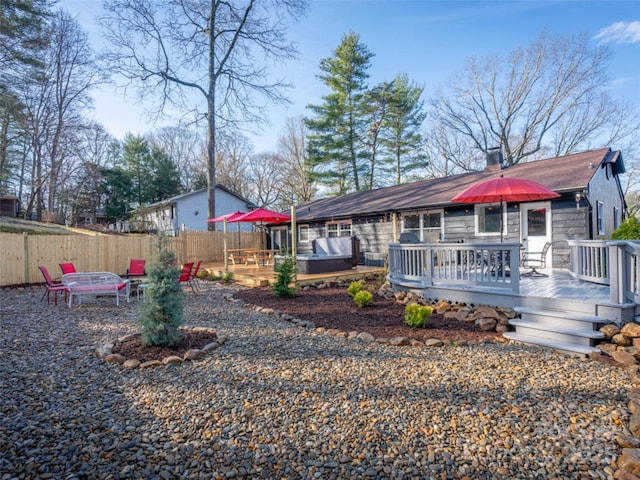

587,163,625,238
292,149,625,270
550,198,590,268
147,188,254,235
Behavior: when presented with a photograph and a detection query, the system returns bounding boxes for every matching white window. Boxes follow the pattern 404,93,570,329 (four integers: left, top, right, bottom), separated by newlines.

475,204,503,236
597,201,605,235
401,211,443,242
326,221,351,237
298,225,309,243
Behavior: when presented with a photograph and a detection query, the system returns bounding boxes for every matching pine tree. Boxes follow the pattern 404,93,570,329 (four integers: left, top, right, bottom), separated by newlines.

306,31,373,195
137,247,184,347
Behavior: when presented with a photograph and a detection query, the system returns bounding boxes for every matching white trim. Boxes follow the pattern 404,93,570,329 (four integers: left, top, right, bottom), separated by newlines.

474,203,505,238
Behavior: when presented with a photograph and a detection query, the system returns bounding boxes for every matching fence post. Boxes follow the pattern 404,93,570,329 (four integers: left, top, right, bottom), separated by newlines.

23,232,29,284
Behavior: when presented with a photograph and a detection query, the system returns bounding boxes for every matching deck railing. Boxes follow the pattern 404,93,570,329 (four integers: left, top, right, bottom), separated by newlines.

567,239,610,285
566,239,640,305
608,240,640,305
389,239,640,307
387,242,521,293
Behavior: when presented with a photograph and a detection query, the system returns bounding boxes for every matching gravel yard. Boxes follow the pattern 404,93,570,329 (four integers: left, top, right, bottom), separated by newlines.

0,281,632,479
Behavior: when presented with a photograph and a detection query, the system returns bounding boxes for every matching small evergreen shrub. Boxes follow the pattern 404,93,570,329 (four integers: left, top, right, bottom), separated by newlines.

347,280,364,297
273,257,296,298
353,290,373,308
611,216,640,240
137,248,184,347
221,272,233,282
404,304,432,328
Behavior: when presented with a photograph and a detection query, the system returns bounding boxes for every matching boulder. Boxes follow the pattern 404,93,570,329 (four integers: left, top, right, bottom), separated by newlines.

622,323,640,338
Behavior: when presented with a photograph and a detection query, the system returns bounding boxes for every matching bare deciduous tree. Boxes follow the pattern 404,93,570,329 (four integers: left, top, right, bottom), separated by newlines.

102,0,308,227
215,132,252,199
149,126,207,192
246,151,283,208
276,116,315,204
429,31,623,169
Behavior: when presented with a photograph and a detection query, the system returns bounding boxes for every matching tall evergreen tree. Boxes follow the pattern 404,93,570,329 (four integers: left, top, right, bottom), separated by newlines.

122,134,153,207
148,145,181,203
381,74,427,184
306,31,373,195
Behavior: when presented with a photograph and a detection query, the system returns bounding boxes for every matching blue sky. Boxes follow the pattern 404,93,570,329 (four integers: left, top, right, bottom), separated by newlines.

62,0,640,153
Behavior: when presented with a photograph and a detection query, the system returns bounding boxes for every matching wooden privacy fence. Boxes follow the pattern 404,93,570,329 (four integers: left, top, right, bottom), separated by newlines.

0,230,263,286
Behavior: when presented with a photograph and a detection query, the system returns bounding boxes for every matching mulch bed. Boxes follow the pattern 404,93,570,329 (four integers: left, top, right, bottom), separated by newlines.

233,281,500,345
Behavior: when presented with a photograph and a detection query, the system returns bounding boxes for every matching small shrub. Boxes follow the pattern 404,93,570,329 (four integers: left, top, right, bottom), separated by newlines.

612,216,640,240
353,290,373,308
404,304,433,328
273,257,296,298
347,280,364,297
221,272,233,282
137,248,184,347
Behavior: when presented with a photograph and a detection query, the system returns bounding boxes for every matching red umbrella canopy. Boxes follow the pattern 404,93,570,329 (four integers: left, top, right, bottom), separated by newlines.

451,176,560,204
232,207,291,224
205,211,247,223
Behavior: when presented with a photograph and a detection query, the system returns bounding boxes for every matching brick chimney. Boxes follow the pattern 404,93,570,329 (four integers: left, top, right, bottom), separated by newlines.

485,147,503,172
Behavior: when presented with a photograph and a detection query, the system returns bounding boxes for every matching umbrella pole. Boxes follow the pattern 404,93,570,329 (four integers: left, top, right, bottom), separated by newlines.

291,205,297,284
223,218,229,271
500,197,504,243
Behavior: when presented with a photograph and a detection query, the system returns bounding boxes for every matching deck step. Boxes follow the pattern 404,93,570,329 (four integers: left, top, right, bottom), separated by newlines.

509,319,604,346
503,332,601,356
513,306,608,330
514,306,607,323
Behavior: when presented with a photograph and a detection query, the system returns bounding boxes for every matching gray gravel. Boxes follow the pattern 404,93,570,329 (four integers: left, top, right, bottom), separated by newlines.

0,282,632,479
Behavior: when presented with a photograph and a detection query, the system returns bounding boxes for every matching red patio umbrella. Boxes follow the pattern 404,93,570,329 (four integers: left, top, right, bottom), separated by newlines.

451,175,560,241
205,211,247,223
231,207,291,224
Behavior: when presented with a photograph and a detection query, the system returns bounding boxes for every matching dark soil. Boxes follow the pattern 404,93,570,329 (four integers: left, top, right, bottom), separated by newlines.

110,279,499,363
233,281,500,345
112,329,217,363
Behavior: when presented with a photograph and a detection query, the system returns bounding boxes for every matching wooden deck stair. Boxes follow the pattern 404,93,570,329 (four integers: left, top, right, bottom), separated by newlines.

503,306,607,356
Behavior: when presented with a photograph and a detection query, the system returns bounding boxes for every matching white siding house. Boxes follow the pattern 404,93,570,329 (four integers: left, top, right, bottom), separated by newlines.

145,185,256,235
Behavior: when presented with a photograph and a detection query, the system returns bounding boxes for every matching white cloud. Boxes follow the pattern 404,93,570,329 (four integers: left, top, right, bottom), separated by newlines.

594,21,640,44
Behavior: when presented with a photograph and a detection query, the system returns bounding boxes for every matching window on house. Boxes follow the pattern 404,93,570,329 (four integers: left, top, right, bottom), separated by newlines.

298,225,309,243
326,221,351,237
614,207,620,230
402,211,443,242
597,201,605,236
475,204,503,236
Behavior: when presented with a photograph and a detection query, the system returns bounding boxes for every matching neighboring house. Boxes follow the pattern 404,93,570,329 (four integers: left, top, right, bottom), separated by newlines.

76,208,108,226
0,195,19,218
282,148,625,268
144,185,257,235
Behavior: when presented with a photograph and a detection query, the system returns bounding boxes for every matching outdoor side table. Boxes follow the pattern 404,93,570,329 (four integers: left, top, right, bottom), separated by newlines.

136,283,148,301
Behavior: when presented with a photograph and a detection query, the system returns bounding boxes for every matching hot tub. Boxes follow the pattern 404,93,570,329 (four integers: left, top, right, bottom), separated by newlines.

274,254,353,274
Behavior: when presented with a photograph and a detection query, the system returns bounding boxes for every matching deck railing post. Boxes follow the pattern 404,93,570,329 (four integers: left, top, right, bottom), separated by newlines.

608,241,623,305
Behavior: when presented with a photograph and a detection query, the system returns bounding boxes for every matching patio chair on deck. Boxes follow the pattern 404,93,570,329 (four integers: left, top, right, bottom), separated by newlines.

39,266,69,306
521,242,551,278
59,262,76,275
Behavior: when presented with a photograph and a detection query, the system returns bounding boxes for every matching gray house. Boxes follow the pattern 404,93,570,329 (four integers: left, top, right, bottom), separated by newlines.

286,148,626,268
144,185,256,235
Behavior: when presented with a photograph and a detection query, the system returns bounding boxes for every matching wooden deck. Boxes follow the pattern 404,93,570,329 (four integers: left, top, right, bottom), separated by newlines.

202,262,385,287
203,261,608,304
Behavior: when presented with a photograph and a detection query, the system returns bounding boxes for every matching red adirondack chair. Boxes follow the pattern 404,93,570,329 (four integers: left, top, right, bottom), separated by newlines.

39,266,69,306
